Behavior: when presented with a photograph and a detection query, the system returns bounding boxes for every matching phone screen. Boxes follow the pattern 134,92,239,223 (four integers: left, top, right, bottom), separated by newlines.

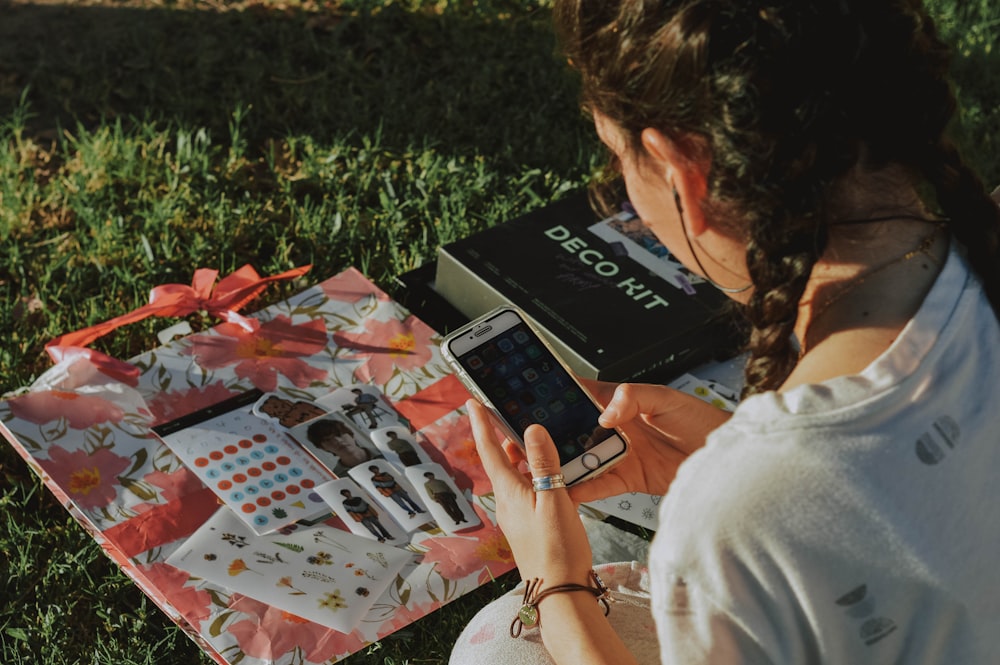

451,320,617,466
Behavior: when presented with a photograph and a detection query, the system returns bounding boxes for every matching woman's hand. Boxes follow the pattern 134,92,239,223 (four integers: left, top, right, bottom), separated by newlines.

565,381,732,504
469,399,594,584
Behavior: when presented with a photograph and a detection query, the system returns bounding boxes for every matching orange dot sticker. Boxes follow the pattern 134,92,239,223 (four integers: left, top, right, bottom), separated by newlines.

241,503,256,513
276,456,291,465
286,485,301,495
262,461,276,471
194,458,210,467
218,480,233,491
253,434,267,442
271,490,286,501
223,445,238,455
256,497,272,507
301,479,315,489
247,467,262,477
209,451,224,461
238,439,253,449
233,473,248,484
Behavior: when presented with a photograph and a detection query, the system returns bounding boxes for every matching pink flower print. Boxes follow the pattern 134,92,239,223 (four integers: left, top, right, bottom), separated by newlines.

420,504,513,584
146,381,240,426
9,390,124,429
227,594,368,662
39,445,131,510
333,315,435,385
374,599,443,640
318,268,391,304
141,467,204,504
420,416,490,495
137,563,213,627
183,315,328,392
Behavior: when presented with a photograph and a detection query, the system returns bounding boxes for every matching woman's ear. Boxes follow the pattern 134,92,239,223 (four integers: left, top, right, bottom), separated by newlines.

640,128,711,236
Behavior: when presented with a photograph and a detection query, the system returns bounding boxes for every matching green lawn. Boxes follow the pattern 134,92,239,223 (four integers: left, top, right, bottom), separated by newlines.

1,1,997,663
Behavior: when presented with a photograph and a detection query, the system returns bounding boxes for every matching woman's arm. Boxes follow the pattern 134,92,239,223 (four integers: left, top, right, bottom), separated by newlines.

468,399,640,665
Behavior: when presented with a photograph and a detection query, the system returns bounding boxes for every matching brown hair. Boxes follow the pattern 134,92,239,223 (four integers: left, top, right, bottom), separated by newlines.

555,0,1000,396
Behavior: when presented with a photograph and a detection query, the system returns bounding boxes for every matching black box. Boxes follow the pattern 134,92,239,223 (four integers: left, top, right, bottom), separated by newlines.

432,191,740,384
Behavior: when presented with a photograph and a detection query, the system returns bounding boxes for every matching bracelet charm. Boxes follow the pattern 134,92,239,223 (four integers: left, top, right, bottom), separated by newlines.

510,570,611,638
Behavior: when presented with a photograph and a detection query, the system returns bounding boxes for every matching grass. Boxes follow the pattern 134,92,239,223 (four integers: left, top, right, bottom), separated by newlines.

0,0,997,663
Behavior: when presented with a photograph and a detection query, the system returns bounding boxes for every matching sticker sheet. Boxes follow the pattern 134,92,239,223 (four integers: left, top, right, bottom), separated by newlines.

152,390,333,534
166,506,412,633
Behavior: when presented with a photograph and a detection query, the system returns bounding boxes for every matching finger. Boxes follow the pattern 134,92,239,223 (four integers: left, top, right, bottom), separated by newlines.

467,399,525,489
578,377,620,408
501,438,528,468
522,423,562,480
597,382,687,428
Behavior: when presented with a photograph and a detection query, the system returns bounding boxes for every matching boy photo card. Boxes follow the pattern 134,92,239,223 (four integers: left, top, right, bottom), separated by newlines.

314,478,407,545
287,412,383,477
315,384,404,432
369,425,433,469
404,462,481,535
347,459,431,533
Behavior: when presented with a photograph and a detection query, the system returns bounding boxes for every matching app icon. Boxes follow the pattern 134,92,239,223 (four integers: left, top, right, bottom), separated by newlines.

507,377,525,391
526,345,542,359
522,368,540,382
504,400,521,416
532,407,549,422
519,391,537,406
498,339,515,353
513,330,530,344
549,399,565,414
467,355,483,370
535,383,551,398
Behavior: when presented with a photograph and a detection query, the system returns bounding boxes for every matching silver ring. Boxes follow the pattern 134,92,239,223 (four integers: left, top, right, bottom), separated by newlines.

531,474,567,492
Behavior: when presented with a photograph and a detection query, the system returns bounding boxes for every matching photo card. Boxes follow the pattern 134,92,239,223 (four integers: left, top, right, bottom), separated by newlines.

369,425,433,469
348,459,431,533
404,462,481,535
287,412,383,477
313,478,407,545
315,384,404,432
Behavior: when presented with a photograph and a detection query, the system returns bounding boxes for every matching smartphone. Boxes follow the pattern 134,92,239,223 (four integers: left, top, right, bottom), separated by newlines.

441,305,628,486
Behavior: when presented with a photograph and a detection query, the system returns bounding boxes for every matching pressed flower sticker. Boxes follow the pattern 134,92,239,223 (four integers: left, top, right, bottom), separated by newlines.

318,590,348,612
228,558,263,577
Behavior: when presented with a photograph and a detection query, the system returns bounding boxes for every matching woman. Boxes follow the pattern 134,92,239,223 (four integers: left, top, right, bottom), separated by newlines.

453,1,1000,663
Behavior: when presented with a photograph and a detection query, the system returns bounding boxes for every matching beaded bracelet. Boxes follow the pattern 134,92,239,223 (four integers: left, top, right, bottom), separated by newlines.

510,570,611,637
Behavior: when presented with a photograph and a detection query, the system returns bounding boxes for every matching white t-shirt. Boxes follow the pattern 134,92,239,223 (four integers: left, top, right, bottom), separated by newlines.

650,245,1000,664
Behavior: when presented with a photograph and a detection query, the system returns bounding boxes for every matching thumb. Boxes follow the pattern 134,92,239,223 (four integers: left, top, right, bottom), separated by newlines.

522,424,562,480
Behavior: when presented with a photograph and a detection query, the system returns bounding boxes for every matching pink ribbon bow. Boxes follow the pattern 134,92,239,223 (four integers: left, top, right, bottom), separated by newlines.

45,264,312,359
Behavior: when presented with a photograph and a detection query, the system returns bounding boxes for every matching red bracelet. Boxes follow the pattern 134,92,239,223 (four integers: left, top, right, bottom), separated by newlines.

510,570,611,638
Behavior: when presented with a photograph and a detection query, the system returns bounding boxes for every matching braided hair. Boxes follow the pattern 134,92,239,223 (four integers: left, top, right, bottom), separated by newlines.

555,0,1000,397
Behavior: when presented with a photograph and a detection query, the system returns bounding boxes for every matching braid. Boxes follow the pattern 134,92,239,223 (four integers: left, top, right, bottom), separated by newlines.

741,219,826,396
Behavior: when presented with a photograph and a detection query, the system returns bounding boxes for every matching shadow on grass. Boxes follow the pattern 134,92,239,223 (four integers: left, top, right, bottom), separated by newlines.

0,0,589,171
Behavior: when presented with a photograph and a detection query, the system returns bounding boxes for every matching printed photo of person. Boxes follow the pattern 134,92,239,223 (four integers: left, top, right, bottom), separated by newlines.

314,385,403,432
404,462,481,535
289,413,380,475
370,425,430,468
314,478,404,545
348,460,430,532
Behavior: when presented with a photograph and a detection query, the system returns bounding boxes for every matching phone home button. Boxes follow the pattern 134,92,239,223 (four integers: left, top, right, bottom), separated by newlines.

581,453,601,470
